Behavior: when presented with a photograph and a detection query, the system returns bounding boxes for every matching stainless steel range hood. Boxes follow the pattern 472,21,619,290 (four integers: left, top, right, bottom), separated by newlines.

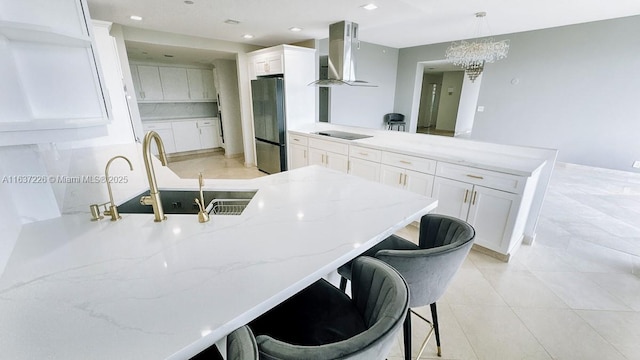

310,21,375,87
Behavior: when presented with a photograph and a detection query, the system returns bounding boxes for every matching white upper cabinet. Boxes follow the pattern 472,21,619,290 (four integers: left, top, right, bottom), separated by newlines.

136,65,164,101
186,68,205,100
187,68,217,101
0,0,109,145
130,64,217,103
159,67,189,101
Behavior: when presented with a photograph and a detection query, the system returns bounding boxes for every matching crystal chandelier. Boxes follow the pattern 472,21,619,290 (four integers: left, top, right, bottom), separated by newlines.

445,12,510,82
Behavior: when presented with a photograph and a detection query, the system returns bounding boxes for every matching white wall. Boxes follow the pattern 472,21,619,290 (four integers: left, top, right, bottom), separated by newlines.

318,40,399,129
214,59,244,156
435,72,464,131
394,15,640,172
455,73,482,136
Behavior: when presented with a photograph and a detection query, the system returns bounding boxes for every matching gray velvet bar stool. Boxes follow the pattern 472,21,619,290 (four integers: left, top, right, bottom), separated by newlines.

338,214,475,359
248,256,409,360
190,325,258,360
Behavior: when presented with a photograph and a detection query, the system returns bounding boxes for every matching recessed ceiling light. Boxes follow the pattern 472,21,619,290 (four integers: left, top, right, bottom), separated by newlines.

225,19,240,25
289,27,302,32
184,0,194,4
130,15,143,21
242,34,254,39
164,54,174,58
361,3,378,10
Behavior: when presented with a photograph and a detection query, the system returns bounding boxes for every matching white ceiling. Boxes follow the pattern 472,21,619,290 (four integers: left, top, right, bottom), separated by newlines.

87,0,640,49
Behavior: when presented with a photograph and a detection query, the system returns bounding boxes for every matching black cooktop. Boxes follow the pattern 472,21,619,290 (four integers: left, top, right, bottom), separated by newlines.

313,130,372,140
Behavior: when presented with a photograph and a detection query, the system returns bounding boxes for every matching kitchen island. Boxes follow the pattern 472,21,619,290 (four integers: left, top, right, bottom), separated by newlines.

0,144,437,359
288,123,558,260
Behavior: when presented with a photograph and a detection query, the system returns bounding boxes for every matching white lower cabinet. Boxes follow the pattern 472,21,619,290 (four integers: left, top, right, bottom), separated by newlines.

349,158,380,182
142,121,176,155
197,119,219,149
308,138,349,173
380,164,434,196
172,120,201,152
289,143,308,169
348,145,381,182
432,177,520,253
309,147,349,173
288,134,309,170
379,151,435,196
143,118,220,154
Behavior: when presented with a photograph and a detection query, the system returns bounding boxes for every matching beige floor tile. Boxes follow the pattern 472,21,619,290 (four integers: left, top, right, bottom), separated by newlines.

451,305,551,360
440,266,507,306
533,271,632,311
576,310,640,360
589,272,640,311
513,308,627,360
481,269,568,309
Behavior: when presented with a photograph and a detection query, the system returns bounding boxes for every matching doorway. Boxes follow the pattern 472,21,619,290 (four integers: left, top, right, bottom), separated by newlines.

409,60,482,137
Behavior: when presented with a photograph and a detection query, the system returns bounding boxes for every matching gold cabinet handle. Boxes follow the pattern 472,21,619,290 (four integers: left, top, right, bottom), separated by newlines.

303,150,307,159
398,173,403,185
359,152,368,156
472,191,478,205
403,173,407,186
467,174,484,180
463,189,469,203
399,160,412,165
293,138,300,142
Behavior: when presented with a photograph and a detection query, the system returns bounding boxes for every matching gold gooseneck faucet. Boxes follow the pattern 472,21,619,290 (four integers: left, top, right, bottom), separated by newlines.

141,131,168,222
104,155,134,221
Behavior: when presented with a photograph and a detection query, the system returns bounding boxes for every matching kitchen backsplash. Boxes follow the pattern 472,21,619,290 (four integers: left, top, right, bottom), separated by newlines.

139,102,218,120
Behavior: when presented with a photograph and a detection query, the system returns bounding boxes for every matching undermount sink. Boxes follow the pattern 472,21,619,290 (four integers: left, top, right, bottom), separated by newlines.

117,189,257,216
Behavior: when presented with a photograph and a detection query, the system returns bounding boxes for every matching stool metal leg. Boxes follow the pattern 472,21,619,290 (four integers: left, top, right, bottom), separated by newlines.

430,303,442,357
403,311,412,360
339,277,347,292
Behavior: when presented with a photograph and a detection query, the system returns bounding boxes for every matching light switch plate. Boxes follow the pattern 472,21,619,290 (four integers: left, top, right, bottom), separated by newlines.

477,106,485,112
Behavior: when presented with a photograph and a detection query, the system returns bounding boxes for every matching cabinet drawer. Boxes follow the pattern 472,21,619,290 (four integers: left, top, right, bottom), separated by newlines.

308,138,348,155
289,133,308,146
436,162,525,194
381,152,436,174
142,121,172,131
350,145,381,162
196,119,215,127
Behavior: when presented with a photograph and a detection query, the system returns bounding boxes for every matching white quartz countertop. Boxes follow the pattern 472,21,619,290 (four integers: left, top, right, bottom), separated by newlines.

0,150,437,359
290,123,548,177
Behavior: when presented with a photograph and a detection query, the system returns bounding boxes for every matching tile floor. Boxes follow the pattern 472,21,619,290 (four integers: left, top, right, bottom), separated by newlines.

170,153,640,360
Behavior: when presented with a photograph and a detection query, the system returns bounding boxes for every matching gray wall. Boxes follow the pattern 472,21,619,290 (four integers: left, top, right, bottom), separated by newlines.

319,40,399,129
394,15,640,172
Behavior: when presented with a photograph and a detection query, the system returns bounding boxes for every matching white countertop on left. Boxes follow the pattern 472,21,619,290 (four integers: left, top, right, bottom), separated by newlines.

0,144,437,360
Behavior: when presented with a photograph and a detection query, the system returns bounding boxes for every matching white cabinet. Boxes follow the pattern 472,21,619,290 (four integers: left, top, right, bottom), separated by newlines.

288,134,309,169
187,68,217,101
171,120,201,153
379,152,436,196
308,138,349,173
142,121,176,154
130,64,217,102
349,146,381,182
136,65,164,101
253,52,284,77
143,118,220,154
159,67,190,101
0,0,109,145
432,163,525,254
197,118,219,149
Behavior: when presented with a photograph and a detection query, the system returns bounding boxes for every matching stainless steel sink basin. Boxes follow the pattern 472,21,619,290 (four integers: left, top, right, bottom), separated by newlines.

117,189,257,215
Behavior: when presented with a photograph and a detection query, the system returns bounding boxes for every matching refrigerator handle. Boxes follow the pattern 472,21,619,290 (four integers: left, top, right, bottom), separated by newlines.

218,112,225,143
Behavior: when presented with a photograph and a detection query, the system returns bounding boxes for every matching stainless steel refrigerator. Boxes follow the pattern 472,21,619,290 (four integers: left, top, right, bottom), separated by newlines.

251,77,286,174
